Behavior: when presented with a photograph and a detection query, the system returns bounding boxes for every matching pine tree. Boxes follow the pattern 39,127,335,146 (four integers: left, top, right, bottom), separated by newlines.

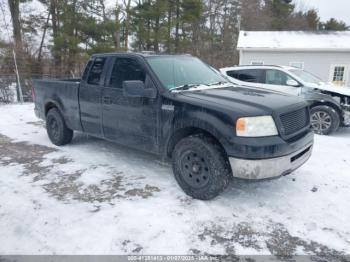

322,18,349,31
265,0,295,30
305,9,320,30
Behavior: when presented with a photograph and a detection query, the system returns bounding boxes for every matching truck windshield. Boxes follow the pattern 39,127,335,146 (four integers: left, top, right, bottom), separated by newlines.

146,56,226,90
289,69,324,85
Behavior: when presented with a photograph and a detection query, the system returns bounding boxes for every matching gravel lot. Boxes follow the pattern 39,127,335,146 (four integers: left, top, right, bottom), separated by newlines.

0,103,349,260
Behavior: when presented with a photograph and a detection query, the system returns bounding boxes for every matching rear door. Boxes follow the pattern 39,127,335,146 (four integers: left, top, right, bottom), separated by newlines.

79,57,107,136
101,56,159,153
225,69,265,88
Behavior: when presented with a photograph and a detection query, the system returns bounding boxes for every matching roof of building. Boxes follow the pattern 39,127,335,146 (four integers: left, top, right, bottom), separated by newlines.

237,31,350,51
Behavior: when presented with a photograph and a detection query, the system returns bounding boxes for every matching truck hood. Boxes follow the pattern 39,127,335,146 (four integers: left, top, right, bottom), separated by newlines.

307,83,350,97
179,86,306,115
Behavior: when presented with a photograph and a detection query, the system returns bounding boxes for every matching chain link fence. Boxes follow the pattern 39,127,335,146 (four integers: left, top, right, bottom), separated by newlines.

0,48,85,104
0,68,82,103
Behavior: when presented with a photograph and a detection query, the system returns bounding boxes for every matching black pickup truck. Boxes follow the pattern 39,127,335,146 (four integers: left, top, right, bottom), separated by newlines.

33,53,314,200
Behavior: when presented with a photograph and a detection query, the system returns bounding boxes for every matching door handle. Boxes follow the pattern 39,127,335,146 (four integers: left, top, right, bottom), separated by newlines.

103,96,112,104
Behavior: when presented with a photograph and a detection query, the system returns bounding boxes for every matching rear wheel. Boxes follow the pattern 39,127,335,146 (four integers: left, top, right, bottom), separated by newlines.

310,105,340,135
46,108,73,146
172,134,231,200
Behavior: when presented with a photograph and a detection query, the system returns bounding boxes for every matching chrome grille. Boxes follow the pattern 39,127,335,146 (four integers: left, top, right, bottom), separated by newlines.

280,107,309,136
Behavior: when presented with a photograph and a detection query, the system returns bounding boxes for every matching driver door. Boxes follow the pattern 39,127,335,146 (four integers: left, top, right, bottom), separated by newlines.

101,56,159,153
263,69,301,96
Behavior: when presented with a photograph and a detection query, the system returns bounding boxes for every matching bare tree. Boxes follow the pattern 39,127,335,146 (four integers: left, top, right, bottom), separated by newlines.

123,0,132,49
37,11,50,62
7,0,22,50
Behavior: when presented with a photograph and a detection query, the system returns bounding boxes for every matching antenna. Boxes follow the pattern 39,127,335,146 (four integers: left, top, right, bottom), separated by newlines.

0,1,24,104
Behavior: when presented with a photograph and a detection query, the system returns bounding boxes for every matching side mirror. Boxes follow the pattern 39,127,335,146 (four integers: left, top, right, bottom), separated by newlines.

286,79,300,87
123,80,156,98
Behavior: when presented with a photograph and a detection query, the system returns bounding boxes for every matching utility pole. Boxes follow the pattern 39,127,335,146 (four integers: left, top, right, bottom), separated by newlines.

13,50,23,103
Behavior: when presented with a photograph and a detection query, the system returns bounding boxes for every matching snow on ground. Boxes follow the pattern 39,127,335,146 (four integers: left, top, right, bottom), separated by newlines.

0,103,350,258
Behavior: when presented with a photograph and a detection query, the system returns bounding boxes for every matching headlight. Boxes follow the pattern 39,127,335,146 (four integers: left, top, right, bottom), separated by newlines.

236,116,278,137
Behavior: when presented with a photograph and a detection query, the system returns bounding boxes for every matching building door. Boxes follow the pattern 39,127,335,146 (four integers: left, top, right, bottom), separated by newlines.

329,64,349,86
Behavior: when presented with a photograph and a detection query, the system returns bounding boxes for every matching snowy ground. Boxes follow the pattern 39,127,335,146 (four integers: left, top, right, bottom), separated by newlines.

0,103,350,258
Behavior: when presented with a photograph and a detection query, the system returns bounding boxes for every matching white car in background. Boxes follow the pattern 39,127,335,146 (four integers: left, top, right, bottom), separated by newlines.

220,65,350,135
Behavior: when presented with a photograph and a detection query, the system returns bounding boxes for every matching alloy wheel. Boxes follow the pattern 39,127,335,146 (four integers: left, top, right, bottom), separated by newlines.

311,111,332,133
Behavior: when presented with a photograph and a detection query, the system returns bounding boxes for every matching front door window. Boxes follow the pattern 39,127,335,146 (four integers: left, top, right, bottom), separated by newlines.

265,69,294,86
109,58,146,88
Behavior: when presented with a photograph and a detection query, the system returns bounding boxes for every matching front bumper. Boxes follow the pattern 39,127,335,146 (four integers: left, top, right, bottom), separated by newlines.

229,142,313,180
343,108,350,126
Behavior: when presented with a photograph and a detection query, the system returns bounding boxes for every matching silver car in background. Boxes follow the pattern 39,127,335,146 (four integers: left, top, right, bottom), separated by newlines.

220,65,350,135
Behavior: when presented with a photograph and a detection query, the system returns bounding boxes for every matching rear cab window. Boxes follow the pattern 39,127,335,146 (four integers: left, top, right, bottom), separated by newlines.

82,60,93,81
87,57,107,85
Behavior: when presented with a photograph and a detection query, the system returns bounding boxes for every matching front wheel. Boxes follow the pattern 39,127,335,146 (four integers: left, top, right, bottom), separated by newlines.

310,105,340,135
172,134,231,200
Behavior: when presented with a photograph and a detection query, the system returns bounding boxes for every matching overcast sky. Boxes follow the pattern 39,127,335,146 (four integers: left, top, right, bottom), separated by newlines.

294,0,350,25
1,0,349,43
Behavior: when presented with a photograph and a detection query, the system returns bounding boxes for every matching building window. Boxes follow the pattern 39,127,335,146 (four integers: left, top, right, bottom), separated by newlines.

333,66,345,81
289,62,304,69
330,65,348,86
251,61,264,66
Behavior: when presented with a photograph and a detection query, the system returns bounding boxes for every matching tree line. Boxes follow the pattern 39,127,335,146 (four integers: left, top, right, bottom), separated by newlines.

0,0,349,99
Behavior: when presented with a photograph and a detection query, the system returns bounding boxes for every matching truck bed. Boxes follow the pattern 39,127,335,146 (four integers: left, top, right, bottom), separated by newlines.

33,79,83,132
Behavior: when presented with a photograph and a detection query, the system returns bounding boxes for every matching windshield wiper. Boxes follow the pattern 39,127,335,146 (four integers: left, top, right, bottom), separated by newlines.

206,81,229,86
169,84,201,92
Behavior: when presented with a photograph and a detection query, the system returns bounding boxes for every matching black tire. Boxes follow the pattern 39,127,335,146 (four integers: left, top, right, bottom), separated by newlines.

172,134,231,200
46,108,73,146
310,105,340,135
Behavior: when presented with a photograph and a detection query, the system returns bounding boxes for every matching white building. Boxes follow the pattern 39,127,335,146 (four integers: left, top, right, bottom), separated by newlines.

237,31,350,87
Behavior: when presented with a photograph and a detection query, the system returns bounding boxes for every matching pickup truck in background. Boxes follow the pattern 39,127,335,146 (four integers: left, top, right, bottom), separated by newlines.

220,65,350,135
33,53,314,200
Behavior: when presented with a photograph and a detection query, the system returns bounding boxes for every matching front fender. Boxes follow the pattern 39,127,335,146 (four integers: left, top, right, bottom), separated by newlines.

162,108,235,157
303,91,342,111
176,109,234,143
